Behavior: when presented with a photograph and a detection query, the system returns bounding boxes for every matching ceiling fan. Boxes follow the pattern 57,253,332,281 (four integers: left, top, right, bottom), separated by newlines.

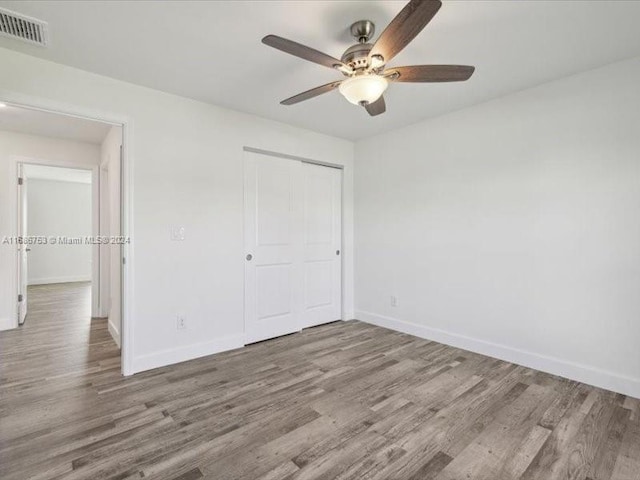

262,0,474,116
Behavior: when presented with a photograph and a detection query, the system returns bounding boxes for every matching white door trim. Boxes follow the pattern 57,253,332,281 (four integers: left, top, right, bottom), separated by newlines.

0,92,134,376
13,158,100,317
243,146,345,171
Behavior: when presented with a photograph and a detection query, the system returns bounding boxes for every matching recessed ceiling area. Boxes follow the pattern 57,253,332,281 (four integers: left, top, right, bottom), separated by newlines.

0,103,112,144
0,0,639,141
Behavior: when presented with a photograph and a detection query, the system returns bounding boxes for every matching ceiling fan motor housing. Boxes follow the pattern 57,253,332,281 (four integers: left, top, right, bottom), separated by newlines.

341,43,373,71
341,20,377,72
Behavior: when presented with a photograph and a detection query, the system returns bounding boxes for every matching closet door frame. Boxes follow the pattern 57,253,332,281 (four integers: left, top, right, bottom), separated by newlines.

243,146,344,343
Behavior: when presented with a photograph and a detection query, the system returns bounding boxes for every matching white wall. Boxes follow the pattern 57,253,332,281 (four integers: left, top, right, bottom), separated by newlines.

0,130,100,330
100,125,122,347
355,56,640,398
0,47,355,374
27,178,92,285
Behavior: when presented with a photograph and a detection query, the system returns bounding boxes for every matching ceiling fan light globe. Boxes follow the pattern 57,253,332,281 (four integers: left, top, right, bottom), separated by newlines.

338,75,388,106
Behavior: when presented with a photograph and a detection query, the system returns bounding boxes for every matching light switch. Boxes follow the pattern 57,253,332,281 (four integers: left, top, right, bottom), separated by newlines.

170,226,185,241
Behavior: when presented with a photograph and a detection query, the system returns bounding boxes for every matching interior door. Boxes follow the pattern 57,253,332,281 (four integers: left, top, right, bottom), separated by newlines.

301,163,342,328
244,152,303,343
17,164,28,325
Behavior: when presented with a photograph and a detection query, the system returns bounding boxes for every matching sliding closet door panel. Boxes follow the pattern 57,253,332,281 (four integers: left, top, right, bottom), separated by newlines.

301,163,342,328
244,152,303,343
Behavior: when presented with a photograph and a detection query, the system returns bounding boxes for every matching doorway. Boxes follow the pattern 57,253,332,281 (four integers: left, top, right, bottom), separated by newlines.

17,164,94,326
243,149,343,344
0,101,128,373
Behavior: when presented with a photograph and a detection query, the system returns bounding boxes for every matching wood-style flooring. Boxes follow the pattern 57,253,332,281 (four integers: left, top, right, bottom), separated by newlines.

1,282,639,480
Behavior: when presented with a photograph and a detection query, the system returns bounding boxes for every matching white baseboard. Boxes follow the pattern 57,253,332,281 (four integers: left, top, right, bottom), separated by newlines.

29,275,91,285
356,310,640,400
0,317,15,331
132,334,245,374
108,320,121,349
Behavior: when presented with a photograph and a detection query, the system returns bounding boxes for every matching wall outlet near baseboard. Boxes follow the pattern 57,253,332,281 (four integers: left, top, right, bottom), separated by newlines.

177,315,187,330
390,295,398,307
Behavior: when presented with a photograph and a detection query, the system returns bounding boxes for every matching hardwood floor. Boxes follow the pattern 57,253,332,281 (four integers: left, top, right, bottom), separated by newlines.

1,283,639,480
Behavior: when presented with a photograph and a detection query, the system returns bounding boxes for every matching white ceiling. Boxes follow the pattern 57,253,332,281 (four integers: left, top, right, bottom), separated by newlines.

23,164,92,184
1,1,639,140
0,103,112,144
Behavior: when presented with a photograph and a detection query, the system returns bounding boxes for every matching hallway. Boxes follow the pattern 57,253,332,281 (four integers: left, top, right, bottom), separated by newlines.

0,282,121,479
1,282,119,381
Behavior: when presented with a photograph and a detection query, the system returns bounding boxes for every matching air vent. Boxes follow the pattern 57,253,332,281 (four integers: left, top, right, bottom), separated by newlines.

0,8,49,47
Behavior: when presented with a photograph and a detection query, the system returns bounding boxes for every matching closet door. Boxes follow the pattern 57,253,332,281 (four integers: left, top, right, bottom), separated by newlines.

244,152,303,343
301,163,342,328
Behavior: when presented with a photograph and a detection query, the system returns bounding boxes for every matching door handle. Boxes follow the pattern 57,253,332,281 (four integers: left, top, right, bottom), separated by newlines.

336,250,340,256
246,254,253,261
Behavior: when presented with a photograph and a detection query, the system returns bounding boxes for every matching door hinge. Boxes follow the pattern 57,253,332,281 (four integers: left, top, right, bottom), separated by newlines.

18,177,23,185
18,294,23,302
122,257,126,265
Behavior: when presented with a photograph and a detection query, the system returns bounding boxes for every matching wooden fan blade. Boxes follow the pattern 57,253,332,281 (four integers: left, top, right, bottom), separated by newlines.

280,81,342,105
369,0,442,65
385,65,475,82
263,35,350,71
365,96,386,116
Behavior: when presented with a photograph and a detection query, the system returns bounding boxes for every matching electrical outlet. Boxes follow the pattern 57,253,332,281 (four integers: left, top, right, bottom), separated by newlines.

177,315,187,330
390,295,398,307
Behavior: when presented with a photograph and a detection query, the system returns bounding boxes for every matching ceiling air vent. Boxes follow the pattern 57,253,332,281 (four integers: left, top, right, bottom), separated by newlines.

0,7,49,47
